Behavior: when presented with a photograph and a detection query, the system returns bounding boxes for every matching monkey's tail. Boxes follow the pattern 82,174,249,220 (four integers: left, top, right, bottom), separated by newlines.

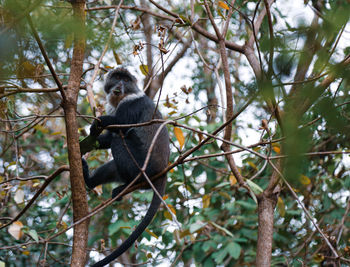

91,177,166,267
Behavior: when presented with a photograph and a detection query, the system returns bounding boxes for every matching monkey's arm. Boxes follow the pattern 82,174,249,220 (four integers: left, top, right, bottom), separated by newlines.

80,117,115,155
95,115,118,128
97,131,112,149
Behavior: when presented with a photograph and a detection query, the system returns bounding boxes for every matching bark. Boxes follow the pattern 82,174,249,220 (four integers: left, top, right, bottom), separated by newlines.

140,0,154,95
63,1,89,266
256,193,278,267
199,32,218,123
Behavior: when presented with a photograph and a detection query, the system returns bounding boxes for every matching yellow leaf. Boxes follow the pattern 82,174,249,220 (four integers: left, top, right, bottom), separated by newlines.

217,6,226,19
277,197,285,217
168,162,174,173
247,161,257,170
300,174,311,185
131,16,141,30
313,253,325,263
218,1,230,10
33,125,49,134
113,50,123,65
18,61,36,77
162,195,169,200
145,229,158,239
229,175,237,186
58,221,68,230
174,127,185,149
190,234,196,242
202,194,211,208
167,204,176,215
93,185,103,195
164,210,172,220
218,191,231,200
292,186,300,192
33,181,41,187
272,145,281,154
22,250,30,256
8,221,24,240
139,64,149,76
163,102,178,109
179,229,190,238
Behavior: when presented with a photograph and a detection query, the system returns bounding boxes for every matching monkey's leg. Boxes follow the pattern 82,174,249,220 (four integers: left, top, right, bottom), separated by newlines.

82,159,119,189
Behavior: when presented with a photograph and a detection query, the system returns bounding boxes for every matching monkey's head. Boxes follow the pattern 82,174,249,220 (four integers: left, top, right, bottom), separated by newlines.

104,67,140,108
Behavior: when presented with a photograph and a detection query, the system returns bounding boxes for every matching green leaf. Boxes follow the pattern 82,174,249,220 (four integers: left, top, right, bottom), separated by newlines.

189,221,206,233
246,179,263,194
214,181,231,188
213,248,228,264
210,221,233,237
202,240,217,252
226,242,241,259
27,229,39,242
108,220,132,236
236,200,257,210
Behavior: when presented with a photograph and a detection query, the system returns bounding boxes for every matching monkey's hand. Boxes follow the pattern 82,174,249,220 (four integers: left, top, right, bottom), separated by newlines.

81,158,94,189
89,119,104,137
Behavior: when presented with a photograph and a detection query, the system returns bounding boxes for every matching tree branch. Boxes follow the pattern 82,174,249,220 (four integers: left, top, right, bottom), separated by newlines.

26,15,65,99
0,166,69,230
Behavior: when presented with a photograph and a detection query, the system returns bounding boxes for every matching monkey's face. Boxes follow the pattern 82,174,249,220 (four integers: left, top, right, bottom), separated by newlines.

105,78,128,108
104,68,139,108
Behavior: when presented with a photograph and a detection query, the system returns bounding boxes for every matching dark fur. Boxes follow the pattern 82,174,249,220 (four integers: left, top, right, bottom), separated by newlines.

82,67,169,267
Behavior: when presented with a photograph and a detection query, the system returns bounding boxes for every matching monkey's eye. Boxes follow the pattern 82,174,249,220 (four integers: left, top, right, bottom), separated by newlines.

122,77,130,82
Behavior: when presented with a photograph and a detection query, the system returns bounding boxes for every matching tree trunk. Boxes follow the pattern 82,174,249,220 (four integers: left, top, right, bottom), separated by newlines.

256,193,277,267
63,1,89,266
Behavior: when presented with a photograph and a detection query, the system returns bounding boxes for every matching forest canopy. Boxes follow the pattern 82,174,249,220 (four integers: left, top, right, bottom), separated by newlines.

0,0,350,266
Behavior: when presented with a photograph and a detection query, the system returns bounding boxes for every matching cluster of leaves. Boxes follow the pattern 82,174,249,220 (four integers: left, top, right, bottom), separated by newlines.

1,0,350,266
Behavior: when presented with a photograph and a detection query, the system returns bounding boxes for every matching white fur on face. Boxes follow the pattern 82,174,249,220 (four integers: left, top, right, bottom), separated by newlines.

122,91,145,102
106,91,145,115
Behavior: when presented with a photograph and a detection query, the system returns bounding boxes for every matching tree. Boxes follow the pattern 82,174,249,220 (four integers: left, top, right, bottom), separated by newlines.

0,0,349,266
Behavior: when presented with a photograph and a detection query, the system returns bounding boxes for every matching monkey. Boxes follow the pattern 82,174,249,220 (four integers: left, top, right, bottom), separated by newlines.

80,67,170,267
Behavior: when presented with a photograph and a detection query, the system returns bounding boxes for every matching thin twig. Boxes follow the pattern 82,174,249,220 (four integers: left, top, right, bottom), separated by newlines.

26,15,65,99
0,166,69,230
85,0,123,116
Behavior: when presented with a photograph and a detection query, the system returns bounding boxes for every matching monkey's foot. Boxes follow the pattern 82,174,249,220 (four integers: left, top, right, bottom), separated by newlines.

112,185,127,201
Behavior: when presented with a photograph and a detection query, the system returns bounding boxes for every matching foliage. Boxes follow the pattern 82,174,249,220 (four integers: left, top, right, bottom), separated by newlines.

0,0,350,266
